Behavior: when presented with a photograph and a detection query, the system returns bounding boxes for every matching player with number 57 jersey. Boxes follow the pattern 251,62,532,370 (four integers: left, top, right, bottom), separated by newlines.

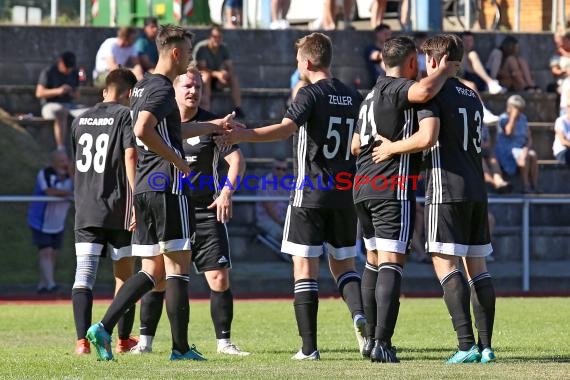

216,33,366,360
284,77,362,208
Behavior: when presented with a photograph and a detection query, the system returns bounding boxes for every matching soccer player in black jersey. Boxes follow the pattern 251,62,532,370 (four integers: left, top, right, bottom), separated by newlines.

373,34,496,364
131,65,248,356
71,68,138,356
218,33,366,360
86,25,205,362
351,36,458,363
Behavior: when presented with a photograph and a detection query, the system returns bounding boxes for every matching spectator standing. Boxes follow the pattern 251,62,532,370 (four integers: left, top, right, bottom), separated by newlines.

486,36,539,92
193,26,243,116
36,51,88,151
270,0,291,29
224,0,243,28
495,95,541,193
370,0,409,29
27,151,73,293
370,0,387,28
460,31,505,94
553,106,570,166
308,0,354,30
93,27,143,87
363,24,392,87
135,17,159,73
255,157,290,242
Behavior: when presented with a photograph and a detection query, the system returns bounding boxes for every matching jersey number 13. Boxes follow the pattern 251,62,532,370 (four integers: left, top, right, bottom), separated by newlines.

458,107,482,153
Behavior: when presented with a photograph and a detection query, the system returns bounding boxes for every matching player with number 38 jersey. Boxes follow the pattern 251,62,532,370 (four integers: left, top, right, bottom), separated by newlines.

72,85,135,230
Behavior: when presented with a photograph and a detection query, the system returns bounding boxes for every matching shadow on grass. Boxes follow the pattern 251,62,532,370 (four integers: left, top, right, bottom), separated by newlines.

498,356,570,363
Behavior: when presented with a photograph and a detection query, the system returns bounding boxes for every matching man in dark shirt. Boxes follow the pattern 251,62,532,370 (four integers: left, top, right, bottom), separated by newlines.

70,68,138,356
36,51,88,151
351,36,456,363
373,34,496,364
363,24,391,87
131,65,248,356
86,25,203,362
218,32,366,360
193,26,243,115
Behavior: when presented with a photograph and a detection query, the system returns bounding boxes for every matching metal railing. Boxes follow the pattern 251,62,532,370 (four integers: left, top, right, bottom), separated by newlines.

3,194,570,292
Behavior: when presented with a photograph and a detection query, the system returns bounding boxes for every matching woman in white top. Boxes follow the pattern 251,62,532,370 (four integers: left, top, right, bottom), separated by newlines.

553,106,570,165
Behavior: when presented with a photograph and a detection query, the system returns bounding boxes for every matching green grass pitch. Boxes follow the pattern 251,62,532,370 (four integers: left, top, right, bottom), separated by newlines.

0,297,569,379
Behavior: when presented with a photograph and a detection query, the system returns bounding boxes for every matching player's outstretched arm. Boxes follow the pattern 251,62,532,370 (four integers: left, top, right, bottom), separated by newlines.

372,117,440,163
408,54,459,103
134,110,191,176
181,112,239,138
216,118,298,146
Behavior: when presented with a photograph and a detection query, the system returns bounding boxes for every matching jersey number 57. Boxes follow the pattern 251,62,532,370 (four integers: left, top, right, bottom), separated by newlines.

323,116,355,161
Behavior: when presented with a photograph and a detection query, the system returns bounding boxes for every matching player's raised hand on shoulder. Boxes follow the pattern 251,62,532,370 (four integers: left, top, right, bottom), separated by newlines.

207,191,232,223
438,54,460,77
372,135,394,163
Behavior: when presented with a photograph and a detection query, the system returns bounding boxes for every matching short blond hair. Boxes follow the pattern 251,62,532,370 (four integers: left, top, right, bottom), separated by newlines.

295,32,332,69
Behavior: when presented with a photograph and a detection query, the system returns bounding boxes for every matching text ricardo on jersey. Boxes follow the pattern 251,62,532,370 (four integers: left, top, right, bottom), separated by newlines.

147,171,422,192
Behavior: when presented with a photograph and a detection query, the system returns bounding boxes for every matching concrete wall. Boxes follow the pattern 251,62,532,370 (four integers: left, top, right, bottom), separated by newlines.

0,26,557,90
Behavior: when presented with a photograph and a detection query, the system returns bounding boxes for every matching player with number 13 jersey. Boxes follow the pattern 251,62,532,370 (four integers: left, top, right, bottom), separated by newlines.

420,79,486,205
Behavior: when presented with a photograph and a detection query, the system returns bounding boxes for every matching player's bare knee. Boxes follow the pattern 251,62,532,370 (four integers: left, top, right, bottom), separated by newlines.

293,256,319,280
463,257,488,279
328,257,355,278
205,269,229,291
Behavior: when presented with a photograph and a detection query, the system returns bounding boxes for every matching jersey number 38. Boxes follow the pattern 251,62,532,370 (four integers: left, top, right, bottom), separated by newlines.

76,133,110,173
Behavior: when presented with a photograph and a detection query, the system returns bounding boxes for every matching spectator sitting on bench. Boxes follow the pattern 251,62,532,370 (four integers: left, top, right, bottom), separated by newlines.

135,17,159,74
35,51,88,152
482,122,511,193
495,95,541,193
93,27,143,87
193,26,243,117
255,156,289,243
460,31,505,94
486,35,539,92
